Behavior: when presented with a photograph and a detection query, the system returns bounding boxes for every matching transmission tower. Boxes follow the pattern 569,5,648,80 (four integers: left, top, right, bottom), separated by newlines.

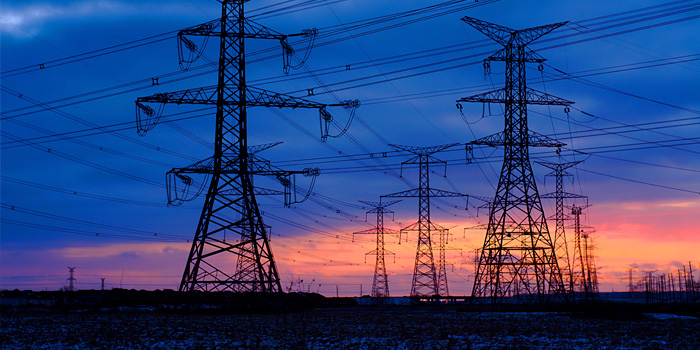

585,234,599,295
353,200,401,299
383,143,466,297
537,160,585,294
457,17,572,303
435,227,456,296
569,204,598,300
66,266,76,292
134,0,357,293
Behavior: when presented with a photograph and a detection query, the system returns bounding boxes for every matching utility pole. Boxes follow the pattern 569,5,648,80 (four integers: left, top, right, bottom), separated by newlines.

537,160,585,295
135,1,357,292
457,17,571,303
353,200,401,299
383,143,466,297
67,266,76,292
100,277,105,291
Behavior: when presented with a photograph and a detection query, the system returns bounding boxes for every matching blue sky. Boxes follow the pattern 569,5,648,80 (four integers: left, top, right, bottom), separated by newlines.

1,0,699,294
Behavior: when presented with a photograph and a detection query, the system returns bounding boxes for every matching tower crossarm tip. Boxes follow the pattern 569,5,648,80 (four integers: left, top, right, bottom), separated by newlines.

460,16,515,46
248,142,283,155
249,187,285,196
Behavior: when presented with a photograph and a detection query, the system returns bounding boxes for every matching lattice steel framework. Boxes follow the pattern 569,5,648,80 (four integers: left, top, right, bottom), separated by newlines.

383,143,465,297
570,204,598,300
435,227,453,296
135,0,355,292
354,200,401,298
537,160,585,294
457,17,572,303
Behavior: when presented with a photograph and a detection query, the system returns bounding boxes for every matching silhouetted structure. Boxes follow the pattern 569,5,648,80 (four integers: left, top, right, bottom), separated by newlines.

67,266,76,292
644,264,699,304
135,0,357,292
457,17,572,303
435,227,453,296
354,200,401,298
569,204,598,299
537,160,585,294
383,143,466,297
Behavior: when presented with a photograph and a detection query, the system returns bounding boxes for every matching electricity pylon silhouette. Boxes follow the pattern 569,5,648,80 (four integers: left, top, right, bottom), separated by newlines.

383,143,466,297
457,17,572,303
569,204,598,300
353,200,401,299
436,227,457,296
134,0,357,292
537,160,585,294
67,266,76,292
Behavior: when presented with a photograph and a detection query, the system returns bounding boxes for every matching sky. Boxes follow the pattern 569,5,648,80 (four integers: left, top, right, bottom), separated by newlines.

1,0,699,296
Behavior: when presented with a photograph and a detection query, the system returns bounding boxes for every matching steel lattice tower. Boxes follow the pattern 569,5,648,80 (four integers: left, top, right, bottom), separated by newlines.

457,17,572,303
383,143,466,297
537,160,585,294
354,200,401,298
135,0,355,293
570,204,598,299
67,266,76,292
435,227,453,296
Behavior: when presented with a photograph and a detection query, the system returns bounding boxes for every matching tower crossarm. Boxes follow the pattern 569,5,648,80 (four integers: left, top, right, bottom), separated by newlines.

383,188,466,199
136,87,357,136
535,160,584,172
359,200,401,210
180,18,305,41
166,154,318,207
400,220,448,232
389,142,461,156
470,131,565,148
354,228,401,235
137,86,336,108
167,154,314,177
461,16,568,47
457,87,573,106
541,192,586,199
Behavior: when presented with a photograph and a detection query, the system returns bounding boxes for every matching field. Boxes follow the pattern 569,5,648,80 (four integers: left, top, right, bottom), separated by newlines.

2,309,699,349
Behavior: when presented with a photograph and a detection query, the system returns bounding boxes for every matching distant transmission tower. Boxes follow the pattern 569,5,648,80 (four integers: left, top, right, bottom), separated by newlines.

435,227,454,296
383,143,466,297
354,200,401,299
570,204,598,300
457,17,572,303
67,266,76,292
537,160,585,294
135,0,357,292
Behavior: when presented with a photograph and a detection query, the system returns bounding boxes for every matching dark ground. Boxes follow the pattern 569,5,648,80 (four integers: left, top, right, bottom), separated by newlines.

2,307,700,349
